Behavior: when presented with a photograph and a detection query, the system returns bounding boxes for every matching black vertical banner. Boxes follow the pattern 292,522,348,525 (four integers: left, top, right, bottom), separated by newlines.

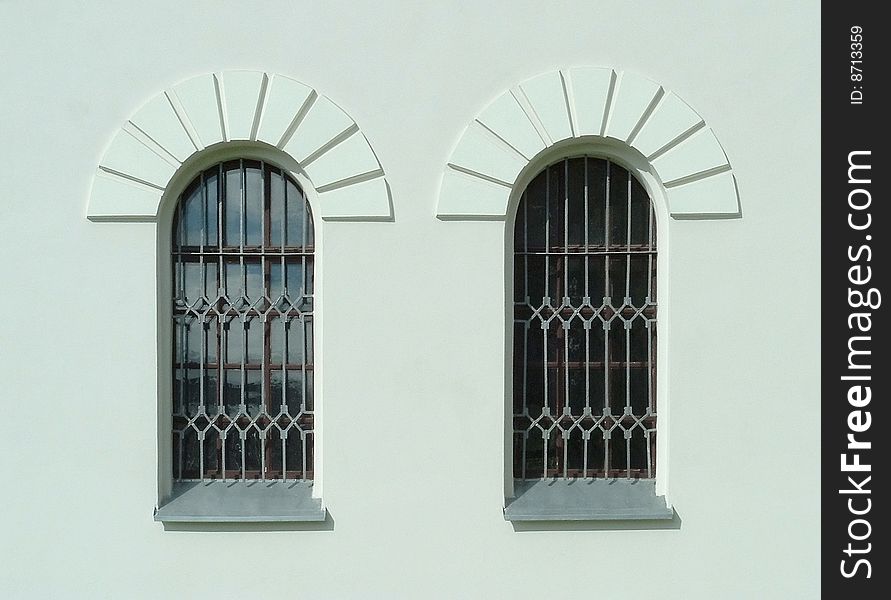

823,3,887,596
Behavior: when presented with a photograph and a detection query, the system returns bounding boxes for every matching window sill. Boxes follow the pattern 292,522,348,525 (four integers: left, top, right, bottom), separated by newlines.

154,480,326,523
504,478,672,521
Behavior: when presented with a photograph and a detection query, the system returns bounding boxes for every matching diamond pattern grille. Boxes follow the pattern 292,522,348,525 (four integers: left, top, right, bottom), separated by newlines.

513,157,657,480
172,159,314,481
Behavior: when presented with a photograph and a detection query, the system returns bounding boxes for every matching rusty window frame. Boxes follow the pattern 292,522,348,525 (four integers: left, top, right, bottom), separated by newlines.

512,156,657,481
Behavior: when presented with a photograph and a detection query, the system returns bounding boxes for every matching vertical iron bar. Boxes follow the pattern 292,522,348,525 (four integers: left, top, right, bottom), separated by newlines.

198,172,207,480
583,157,590,412
260,434,266,481
556,158,572,477
647,320,654,415
302,315,308,415
175,432,182,481
562,159,570,449
603,160,610,424
282,172,289,480
215,168,223,479
524,194,530,478
239,162,247,478
543,166,550,420
582,431,588,478
262,165,270,481
563,432,569,479
563,157,569,259
260,165,267,482
625,176,632,431
301,193,308,416
282,430,288,482
626,435,631,478
542,432,547,479
199,172,206,409
521,432,527,480
604,162,611,476
521,191,529,477
198,432,205,482
646,430,653,479
303,432,308,478
239,160,245,253
241,431,246,480
648,202,655,417
216,163,223,407
522,323,528,477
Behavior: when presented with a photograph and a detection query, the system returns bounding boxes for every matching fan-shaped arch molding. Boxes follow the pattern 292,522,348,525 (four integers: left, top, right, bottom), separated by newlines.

88,71,391,222
437,68,740,219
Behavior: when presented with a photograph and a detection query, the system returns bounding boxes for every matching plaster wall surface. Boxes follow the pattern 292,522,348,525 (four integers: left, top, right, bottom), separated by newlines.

0,1,820,598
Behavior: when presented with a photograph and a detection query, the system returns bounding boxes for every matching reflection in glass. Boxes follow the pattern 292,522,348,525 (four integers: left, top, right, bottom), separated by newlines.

244,163,263,247
566,157,586,247
286,180,305,248
181,428,200,479
269,259,284,300
203,428,220,476
246,317,262,363
286,370,304,411
285,429,306,476
286,260,304,297
224,166,241,246
547,162,564,251
183,262,202,305
287,318,305,365
245,262,263,304
267,428,284,476
223,368,241,414
586,159,607,247
225,432,242,477
244,428,262,471
225,261,242,300
305,372,314,412
224,319,242,365
608,163,629,247
205,171,219,247
182,183,202,247
269,171,285,249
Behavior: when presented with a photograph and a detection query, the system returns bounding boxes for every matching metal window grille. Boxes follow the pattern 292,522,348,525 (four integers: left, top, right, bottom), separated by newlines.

512,157,657,480
172,159,314,482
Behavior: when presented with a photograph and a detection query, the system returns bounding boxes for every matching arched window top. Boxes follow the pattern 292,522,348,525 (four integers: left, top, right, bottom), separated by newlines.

437,67,740,220
513,156,654,257
173,160,314,255
170,159,316,486
87,70,391,222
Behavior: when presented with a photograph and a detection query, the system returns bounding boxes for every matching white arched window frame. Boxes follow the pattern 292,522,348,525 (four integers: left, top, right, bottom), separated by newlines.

156,145,326,522
166,157,317,488
436,68,740,521
87,71,391,523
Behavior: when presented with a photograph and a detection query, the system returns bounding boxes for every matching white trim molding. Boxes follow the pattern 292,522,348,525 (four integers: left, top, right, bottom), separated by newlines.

88,71,392,222
437,68,740,219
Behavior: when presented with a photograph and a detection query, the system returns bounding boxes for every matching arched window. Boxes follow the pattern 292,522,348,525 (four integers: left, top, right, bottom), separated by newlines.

171,159,314,483
512,156,657,482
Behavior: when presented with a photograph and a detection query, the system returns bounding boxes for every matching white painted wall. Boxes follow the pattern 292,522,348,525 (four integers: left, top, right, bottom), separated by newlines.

0,1,820,598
